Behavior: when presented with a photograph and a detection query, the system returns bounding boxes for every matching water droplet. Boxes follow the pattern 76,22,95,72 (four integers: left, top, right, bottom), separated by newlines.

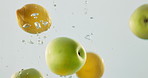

38,40,43,45
43,36,47,39
40,41,43,44
85,0,88,4
22,40,25,43
37,33,39,36
40,20,43,23
91,33,93,35
23,24,31,28
38,40,41,42
52,26,55,28
31,13,39,17
54,4,57,7
90,17,93,19
69,76,72,78
19,71,22,75
34,22,41,29
85,35,91,40
34,17,38,19
72,26,75,28
84,8,88,15
60,75,63,77
28,40,34,44
72,12,74,15
42,22,48,26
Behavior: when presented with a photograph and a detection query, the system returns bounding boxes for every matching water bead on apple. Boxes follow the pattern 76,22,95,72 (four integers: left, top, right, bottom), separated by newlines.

16,4,52,34
45,37,87,76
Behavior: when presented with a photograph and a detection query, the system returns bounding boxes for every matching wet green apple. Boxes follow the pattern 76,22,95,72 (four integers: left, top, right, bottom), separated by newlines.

129,4,148,39
11,68,44,78
45,37,86,76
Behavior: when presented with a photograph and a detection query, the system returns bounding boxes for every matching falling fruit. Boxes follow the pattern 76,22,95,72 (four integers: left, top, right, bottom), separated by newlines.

129,4,148,39
45,37,87,76
76,52,105,78
11,68,44,78
16,4,52,34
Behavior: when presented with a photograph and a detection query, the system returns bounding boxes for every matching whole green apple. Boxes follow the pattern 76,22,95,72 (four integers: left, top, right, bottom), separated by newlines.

129,4,148,39
45,37,86,76
11,68,44,78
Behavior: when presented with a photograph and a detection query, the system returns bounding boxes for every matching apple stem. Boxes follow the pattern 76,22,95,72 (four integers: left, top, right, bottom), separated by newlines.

144,19,148,23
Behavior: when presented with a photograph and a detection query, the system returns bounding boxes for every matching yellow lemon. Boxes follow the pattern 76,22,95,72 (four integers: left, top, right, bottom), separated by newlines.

16,4,52,34
76,52,105,78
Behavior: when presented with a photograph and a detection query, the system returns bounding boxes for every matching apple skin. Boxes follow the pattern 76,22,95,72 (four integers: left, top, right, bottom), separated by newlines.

45,37,86,76
76,52,105,78
129,4,148,39
11,68,44,78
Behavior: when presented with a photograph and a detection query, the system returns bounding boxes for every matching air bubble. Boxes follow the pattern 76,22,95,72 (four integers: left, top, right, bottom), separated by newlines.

90,17,93,19
31,13,39,17
72,26,75,28
54,4,57,7
69,76,72,78
42,22,48,26
43,36,47,39
23,24,31,28
28,40,34,44
85,35,91,40
22,40,25,43
91,33,93,35
40,20,43,23
34,22,41,29
85,0,88,4
34,17,38,19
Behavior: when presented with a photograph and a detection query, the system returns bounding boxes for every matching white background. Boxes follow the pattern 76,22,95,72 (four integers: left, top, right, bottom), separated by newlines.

0,0,148,78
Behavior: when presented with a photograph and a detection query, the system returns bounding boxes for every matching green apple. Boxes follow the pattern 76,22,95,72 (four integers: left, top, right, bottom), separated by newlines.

129,4,148,39
45,37,86,76
11,68,44,78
